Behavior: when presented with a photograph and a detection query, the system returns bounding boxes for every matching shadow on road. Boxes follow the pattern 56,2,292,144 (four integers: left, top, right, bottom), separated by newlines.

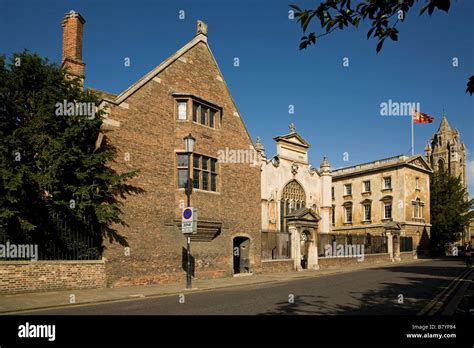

262,258,465,315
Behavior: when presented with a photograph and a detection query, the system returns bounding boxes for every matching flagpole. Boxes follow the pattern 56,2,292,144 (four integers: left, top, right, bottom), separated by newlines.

411,111,414,156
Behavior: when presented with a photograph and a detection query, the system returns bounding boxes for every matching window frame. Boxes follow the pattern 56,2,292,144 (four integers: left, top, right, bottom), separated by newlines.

363,180,371,193
383,176,392,190
344,184,352,196
178,152,219,193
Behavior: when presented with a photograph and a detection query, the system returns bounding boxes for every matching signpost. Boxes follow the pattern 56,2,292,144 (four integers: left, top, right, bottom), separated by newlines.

182,207,197,289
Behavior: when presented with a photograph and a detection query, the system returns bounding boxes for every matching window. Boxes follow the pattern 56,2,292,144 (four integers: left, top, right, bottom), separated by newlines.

345,206,352,223
383,202,392,219
344,184,352,196
280,180,306,232
413,198,423,219
332,205,335,225
363,204,371,221
192,101,219,128
192,154,218,192
363,180,371,193
415,177,420,190
177,154,189,188
383,177,392,189
331,187,335,199
177,101,187,120
192,102,199,122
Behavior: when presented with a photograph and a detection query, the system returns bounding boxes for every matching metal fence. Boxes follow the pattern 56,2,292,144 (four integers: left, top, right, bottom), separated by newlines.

38,211,102,260
261,231,291,260
318,233,388,257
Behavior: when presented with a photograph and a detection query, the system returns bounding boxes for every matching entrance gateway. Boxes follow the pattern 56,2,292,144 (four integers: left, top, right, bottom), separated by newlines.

286,208,320,271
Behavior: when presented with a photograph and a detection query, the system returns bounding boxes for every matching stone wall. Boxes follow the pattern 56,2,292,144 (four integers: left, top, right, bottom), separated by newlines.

318,253,390,269
261,259,294,273
0,260,105,294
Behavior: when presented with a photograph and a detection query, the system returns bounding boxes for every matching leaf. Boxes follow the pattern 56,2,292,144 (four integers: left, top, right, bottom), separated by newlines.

466,76,474,95
376,39,385,53
367,27,375,39
289,4,302,12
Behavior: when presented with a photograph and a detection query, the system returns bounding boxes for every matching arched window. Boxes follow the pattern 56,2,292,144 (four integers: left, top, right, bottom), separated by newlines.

280,180,306,232
438,159,444,171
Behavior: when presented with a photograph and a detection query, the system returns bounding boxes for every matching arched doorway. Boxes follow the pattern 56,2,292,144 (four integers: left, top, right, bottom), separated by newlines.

280,180,306,232
300,231,311,269
233,237,250,274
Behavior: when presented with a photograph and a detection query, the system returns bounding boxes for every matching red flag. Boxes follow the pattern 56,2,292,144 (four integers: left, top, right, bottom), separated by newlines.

412,109,434,124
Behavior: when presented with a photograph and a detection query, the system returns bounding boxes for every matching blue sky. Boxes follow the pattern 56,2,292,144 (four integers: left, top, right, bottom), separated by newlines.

1,0,473,194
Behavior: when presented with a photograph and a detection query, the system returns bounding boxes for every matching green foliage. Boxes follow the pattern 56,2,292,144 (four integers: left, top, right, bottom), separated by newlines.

0,51,140,253
429,169,473,253
290,0,473,94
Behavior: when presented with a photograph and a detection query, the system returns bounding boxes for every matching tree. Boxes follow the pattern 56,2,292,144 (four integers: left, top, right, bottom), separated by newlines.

290,0,473,95
0,52,140,258
429,169,472,254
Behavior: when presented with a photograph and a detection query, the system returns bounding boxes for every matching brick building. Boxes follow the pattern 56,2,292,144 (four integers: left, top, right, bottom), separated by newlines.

61,12,261,287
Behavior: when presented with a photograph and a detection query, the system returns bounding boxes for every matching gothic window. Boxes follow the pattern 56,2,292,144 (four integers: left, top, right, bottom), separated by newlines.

438,159,444,171
280,180,306,232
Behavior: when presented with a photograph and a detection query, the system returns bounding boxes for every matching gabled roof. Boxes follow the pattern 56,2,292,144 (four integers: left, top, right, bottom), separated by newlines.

406,155,433,173
91,21,256,147
98,32,209,105
273,132,311,148
286,207,321,222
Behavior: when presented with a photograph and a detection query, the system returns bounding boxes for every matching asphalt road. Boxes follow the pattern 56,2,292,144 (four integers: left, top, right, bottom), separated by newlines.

25,258,465,315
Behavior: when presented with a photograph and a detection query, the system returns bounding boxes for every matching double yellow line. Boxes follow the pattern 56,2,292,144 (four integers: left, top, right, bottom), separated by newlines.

418,268,472,315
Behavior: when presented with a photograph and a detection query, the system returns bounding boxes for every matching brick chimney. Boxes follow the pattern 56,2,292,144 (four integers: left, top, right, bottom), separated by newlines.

61,10,85,82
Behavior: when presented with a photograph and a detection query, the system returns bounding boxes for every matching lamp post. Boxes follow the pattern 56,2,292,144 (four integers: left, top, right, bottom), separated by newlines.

184,133,195,289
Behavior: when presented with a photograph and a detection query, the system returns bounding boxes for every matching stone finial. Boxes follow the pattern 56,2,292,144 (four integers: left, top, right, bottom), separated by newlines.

320,155,330,173
197,20,208,36
289,122,296,133
255,136,264,152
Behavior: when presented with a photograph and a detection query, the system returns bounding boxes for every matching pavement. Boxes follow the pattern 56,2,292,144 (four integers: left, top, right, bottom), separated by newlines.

2,257,467,315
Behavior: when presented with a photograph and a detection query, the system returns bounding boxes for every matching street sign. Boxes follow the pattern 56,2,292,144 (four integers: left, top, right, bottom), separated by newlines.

182,207,198,234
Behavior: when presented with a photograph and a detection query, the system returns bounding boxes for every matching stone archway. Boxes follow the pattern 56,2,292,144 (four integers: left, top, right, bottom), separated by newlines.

286,208,321,271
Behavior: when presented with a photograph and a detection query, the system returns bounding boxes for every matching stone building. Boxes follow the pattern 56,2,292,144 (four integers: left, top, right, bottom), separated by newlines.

425,115,467,189
61,12,261,286
425,115,471,244
331,155,432,260
258,123,332,271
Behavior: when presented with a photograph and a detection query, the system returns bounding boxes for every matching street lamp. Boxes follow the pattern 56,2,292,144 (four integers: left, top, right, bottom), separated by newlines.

183,133,195,289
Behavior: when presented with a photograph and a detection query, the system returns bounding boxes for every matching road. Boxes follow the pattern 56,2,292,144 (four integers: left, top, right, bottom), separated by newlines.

24,258,466,315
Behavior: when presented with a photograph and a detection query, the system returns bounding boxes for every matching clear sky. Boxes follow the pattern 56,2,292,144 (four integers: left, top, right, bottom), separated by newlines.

1,0,473,194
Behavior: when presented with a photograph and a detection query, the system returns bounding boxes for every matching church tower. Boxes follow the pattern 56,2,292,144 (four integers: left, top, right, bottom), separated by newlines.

425,115,467,189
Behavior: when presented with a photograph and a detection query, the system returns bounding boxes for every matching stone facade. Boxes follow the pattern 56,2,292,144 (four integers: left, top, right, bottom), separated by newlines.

425,115,467,189
332,154,432,260
91,22,261,286
259,124,331,270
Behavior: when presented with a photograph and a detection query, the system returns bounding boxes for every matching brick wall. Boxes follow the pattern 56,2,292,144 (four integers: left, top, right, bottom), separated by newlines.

318,253,391,269
101,38,261,287
0,260,105,294
261,259,294,273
